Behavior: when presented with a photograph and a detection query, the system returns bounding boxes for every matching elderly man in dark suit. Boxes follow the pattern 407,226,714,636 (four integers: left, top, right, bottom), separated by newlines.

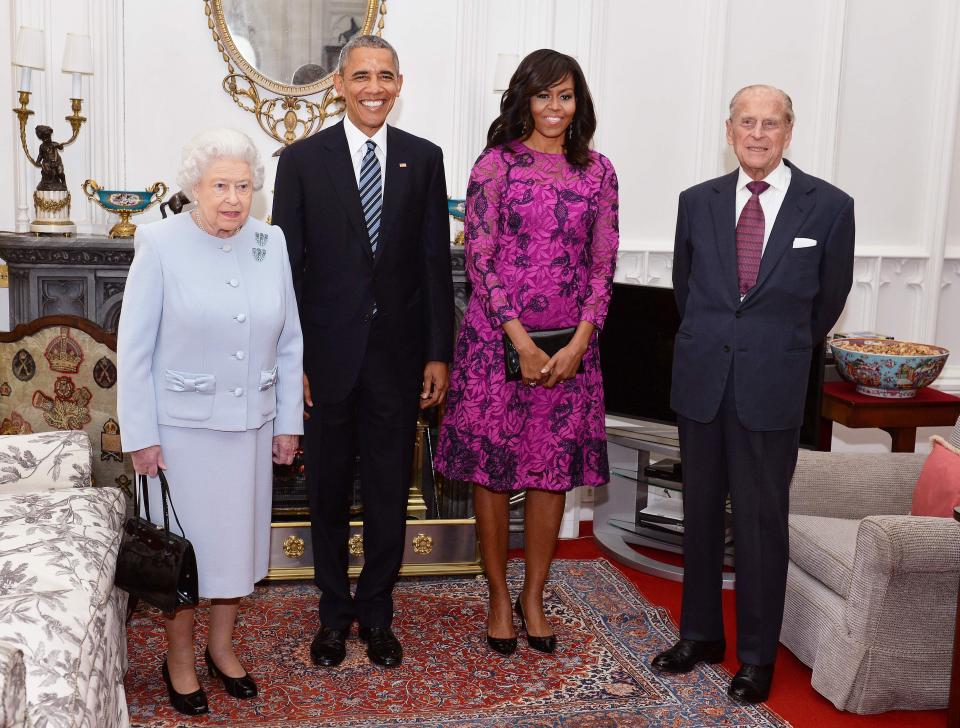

272,34,453,669
652,85,855,703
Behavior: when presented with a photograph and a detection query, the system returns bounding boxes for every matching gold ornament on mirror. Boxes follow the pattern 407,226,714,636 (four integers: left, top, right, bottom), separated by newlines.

204,0,388,149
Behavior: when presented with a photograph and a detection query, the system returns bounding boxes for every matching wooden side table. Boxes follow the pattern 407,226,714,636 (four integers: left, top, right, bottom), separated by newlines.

951,506,960,728
819,381,960,452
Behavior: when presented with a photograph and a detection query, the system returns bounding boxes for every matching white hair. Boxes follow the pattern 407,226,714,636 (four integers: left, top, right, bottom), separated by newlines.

176,128,265,192
728,84,795,126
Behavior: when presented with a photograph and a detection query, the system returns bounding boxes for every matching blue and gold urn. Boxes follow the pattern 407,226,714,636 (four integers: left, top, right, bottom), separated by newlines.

82,179,167,238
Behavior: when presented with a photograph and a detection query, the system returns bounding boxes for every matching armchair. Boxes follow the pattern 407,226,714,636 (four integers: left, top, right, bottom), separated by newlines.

781,417,960,713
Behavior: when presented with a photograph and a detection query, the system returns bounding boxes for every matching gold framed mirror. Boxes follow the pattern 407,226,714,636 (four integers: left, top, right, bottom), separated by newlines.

204,0,387,147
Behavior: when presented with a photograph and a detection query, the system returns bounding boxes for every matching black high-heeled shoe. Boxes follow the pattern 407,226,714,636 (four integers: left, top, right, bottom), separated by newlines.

205,647,258,699
486,632,518,656
161,659,209,716
514,597,557,654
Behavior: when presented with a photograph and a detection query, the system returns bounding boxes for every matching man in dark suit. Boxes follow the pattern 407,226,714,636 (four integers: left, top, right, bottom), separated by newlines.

272,35,453,669
652,85,855,702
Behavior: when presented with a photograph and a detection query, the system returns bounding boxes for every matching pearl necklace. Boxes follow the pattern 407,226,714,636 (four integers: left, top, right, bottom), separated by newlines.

192,209,243,238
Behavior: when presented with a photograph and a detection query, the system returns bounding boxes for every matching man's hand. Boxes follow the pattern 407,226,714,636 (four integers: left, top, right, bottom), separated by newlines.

131,445,166,477
303,373,313,421
420,361,449,409
272,434,299,465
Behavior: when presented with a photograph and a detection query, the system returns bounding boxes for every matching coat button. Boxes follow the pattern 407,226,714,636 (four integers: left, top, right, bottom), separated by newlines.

235,313,246,323
735,311,742,318
222,244,232,252
233,387,244,397
227,278,239,287
235,351,245,360
723,344,731,352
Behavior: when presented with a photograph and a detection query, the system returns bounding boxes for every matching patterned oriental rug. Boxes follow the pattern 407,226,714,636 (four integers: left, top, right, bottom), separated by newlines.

125,560,790,727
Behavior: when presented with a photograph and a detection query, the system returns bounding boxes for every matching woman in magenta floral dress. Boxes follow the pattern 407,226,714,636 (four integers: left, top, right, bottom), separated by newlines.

435,49,619,656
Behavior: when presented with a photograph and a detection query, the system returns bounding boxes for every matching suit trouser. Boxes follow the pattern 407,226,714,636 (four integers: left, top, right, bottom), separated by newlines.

677,371,800,666
305,324,420,630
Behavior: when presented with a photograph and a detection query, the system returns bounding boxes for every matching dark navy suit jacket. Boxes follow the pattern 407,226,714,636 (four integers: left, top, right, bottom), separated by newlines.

272,121,454,403
670,160,855,431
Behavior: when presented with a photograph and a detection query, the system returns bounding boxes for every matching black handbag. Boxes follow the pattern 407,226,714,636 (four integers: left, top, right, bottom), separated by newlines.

503,326,584,381
115,470,199,615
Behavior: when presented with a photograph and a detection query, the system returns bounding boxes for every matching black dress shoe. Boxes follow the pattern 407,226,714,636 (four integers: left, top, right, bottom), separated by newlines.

514,598,556,654
486,633,518,656
161,659,209,716
358,626,403,667
310,626,348,667
205,648,258,699
728,663,774,703
651,638,726,673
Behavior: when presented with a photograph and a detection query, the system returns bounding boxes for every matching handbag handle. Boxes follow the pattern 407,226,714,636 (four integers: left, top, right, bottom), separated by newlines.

137,470,187,539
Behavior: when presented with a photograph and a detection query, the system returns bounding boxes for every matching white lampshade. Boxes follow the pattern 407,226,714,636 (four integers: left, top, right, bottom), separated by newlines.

493,53,518,92
14,27,45,70
62,33,93,74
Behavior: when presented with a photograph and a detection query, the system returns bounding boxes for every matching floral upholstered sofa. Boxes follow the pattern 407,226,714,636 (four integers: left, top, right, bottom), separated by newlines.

0,430,129,728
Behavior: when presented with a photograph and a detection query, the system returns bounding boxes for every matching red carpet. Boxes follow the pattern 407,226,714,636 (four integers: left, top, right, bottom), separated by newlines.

126,560,791,727
554,523,946,728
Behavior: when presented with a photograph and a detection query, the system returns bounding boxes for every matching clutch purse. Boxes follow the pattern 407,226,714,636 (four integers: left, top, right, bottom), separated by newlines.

503,326,584,382
114,470,199,615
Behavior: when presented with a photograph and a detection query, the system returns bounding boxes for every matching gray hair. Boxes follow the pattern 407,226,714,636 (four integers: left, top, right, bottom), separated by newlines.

176,128,265,192
336,35,399,75
728,84,795,126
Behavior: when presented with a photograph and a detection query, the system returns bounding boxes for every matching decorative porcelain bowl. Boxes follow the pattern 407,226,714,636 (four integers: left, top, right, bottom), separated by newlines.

448,198,466,245
447,198,465,221
82,179,167,238
830,337,950,398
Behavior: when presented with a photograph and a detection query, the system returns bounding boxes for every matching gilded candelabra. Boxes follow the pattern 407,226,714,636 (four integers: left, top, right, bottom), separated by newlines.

12,29,93,236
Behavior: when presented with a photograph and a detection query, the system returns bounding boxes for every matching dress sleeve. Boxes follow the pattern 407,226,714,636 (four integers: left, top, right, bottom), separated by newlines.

116,225,163,452
580,155,620,329
464,149,520,326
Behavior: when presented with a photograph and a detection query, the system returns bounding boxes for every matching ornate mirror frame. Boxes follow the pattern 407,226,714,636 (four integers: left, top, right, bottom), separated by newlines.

203,0,387,147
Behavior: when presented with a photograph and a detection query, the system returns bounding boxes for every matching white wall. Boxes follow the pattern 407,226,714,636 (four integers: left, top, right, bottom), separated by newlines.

2,0,959,406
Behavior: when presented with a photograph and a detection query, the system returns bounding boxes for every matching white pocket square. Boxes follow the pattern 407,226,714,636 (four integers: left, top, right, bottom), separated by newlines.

793,237,817,248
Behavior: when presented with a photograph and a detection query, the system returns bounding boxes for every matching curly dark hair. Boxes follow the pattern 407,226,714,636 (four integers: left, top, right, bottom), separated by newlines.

486,49,597,168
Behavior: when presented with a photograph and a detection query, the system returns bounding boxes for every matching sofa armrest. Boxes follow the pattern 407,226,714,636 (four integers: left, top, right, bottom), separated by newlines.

843,515,960,650
855,515,960,574
789,450,925,518
0,430,92,494
0,641,26,728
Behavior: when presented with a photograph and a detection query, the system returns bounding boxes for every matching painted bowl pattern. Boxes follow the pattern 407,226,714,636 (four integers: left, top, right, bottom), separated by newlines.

830,337,950,398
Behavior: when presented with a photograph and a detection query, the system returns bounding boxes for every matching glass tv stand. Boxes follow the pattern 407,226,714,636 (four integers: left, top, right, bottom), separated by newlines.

593,416,736,589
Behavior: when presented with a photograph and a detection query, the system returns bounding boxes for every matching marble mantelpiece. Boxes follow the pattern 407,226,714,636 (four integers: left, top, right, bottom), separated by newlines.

0,232,133,331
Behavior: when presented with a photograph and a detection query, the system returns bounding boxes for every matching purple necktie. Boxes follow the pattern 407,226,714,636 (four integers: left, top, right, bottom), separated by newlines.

736,180,770,296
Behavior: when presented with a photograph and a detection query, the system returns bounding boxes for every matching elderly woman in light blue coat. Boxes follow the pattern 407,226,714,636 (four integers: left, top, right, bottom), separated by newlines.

117,128,303,717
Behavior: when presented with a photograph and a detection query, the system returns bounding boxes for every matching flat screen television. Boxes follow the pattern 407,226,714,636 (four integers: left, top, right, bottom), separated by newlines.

598,282,826,449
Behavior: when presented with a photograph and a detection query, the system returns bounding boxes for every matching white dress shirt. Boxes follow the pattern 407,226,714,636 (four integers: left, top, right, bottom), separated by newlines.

343,115,387,194
734,160,792,255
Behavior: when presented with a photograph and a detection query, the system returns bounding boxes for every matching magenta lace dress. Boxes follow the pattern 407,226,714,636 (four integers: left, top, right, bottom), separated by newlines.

434,143,619,492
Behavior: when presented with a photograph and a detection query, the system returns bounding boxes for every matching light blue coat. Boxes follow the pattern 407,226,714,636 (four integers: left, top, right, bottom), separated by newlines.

117,212,304,453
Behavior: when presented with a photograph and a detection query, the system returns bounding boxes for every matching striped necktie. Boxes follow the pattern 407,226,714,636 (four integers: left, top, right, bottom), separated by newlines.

736,180,770,296
359,140,382,255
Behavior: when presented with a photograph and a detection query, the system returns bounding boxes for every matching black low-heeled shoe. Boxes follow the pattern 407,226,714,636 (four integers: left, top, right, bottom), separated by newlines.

514,597,557,654
161,659,209,716
204,648,258,699
486,633,518,656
